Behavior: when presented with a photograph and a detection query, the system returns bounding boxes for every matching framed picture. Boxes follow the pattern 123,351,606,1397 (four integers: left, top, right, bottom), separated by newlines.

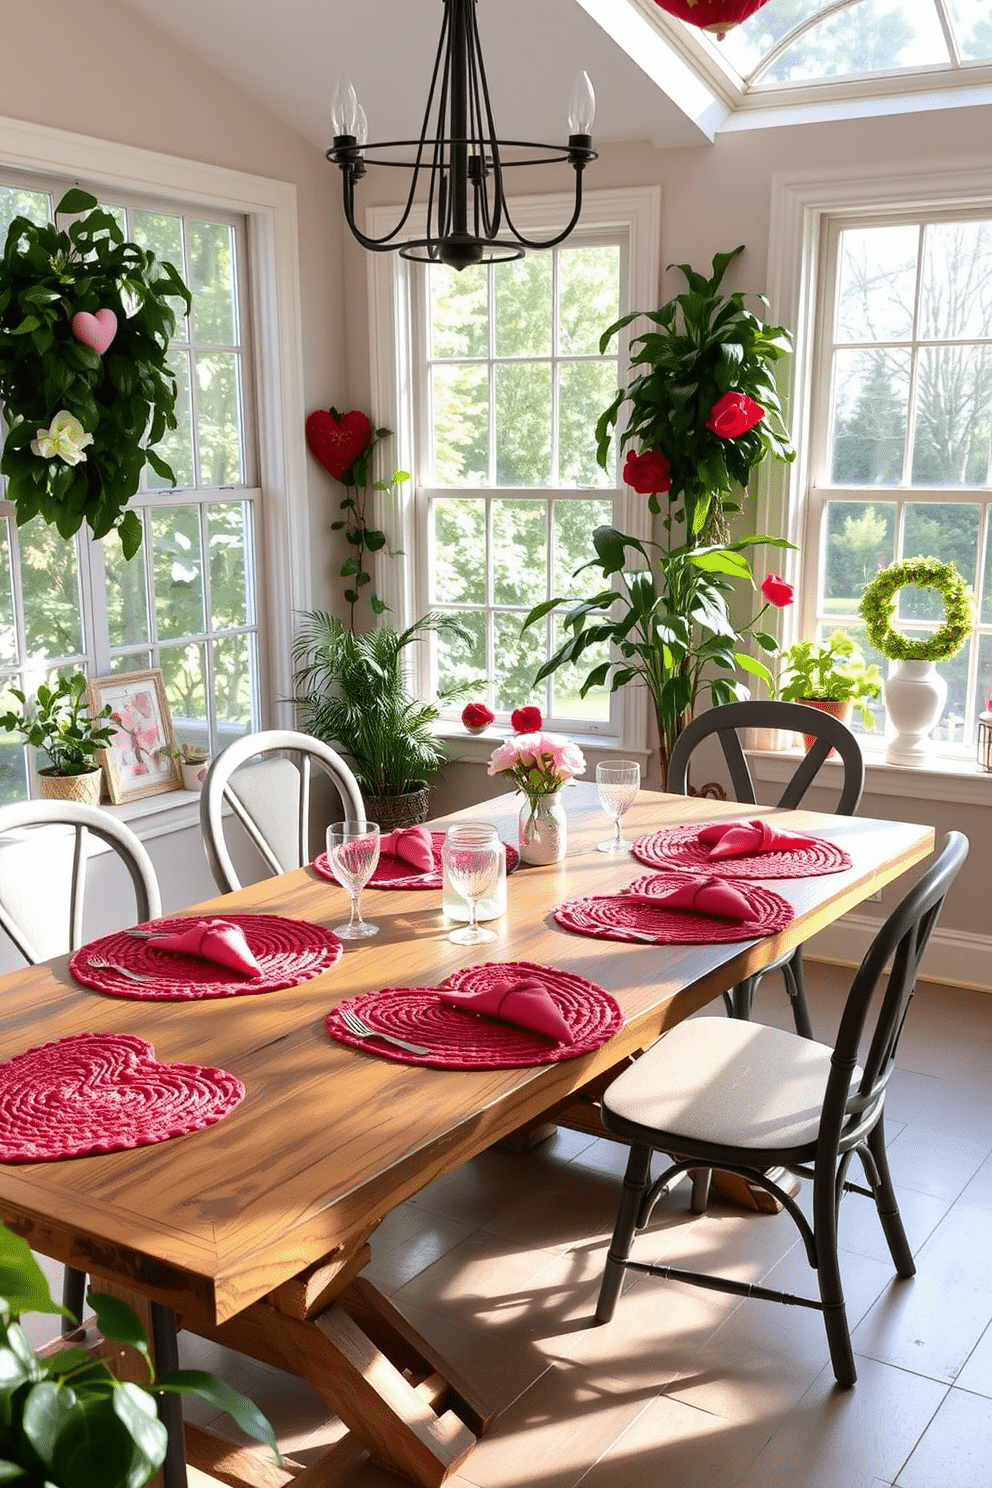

88,670,182,804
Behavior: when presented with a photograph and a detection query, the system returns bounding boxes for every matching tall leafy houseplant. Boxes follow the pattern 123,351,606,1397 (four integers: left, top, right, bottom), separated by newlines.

525,248,797,788
291,613,471,819
0,1221,276,1487
0,190,191,560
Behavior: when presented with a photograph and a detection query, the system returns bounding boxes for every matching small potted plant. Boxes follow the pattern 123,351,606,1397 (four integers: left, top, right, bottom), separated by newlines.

162,740,211,791
778,631,883,738
0,673,115,803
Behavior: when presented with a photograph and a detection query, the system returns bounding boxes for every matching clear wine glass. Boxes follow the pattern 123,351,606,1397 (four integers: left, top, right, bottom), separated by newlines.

325,821,381,938
441,823,502,946
596,760,641,854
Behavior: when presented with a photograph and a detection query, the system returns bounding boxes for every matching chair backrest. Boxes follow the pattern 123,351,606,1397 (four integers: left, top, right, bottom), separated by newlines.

200,729,365,893
667,700,865,816
0,800,161,964
823,831,968,1155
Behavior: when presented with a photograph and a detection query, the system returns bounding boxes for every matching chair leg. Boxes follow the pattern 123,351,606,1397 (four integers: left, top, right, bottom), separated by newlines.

689,1168,712,1213
866,1119,916,1278
784,948,814,1039
731,976,757,1021
61,1265,86,1335
596,1142,652,1324
812,1169,856,1387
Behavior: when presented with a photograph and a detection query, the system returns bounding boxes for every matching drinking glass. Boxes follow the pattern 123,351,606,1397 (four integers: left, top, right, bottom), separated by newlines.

441,823,502,946
596,760,641,853
325,821,381,938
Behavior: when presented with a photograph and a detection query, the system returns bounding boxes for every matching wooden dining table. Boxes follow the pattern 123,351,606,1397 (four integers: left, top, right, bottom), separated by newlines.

0,785,934,1488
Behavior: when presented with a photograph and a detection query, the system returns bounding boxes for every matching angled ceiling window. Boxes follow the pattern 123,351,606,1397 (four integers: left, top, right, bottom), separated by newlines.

656,0,992,101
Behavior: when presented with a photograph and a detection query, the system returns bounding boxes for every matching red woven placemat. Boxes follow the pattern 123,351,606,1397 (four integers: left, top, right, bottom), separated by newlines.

313,833,519,890
0,1031,244,1162
632,824,850,879
555,874,793,944
325,959,622,1069
69,914,342,1000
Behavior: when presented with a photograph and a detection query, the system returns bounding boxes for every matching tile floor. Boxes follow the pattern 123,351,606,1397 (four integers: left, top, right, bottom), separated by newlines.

34,961,992,1487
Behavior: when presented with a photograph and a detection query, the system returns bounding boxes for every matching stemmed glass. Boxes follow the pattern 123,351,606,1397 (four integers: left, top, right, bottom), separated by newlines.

441,824,502,946
325,821,381,938
596,760,641,853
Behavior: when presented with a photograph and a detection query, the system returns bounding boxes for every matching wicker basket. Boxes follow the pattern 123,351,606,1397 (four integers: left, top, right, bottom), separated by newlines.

364,784,430,833
38,768,102,805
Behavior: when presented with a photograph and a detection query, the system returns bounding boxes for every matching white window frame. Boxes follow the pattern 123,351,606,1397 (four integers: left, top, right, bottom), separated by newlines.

0,114,311,773
760,157,992,799
366,185,661,754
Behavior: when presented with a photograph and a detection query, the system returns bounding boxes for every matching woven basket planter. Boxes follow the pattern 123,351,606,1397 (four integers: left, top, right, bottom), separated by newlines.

38,768,102,805
364,783,430,833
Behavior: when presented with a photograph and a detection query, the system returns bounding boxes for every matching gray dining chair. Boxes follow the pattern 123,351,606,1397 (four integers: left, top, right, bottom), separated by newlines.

0,798,162,1330
594,830,968,1387
666,699,865,1039
200,729,365,893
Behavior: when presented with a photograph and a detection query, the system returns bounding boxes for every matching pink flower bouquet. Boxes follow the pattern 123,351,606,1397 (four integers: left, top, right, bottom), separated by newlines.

488,731,586,799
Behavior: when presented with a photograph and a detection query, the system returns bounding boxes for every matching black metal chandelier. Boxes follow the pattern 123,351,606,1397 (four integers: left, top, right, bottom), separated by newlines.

326,0,597,272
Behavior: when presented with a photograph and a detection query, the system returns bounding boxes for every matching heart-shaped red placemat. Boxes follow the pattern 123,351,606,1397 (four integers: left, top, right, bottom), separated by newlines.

305,408,372,480
0,1031,244,1162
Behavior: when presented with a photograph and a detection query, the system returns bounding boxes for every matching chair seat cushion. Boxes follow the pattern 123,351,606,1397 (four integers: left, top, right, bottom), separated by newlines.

603,1017,853,1152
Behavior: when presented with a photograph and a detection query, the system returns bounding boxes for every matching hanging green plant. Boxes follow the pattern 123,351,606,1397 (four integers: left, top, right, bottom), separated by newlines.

0,189,191,560
859,556,973,662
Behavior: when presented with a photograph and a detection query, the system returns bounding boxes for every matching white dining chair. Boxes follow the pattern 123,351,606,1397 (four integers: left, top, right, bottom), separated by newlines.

0,798,162,1329
200,729,365,893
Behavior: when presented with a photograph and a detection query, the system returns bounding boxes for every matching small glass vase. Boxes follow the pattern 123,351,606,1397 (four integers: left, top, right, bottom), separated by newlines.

518,791,567,865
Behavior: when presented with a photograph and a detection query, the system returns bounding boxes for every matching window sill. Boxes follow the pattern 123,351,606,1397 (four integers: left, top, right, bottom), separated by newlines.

434,724,651,769
94,788,204,841
748,746,992,806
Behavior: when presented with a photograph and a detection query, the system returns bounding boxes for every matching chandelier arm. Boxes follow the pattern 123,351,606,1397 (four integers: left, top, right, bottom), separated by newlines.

499,172,589,251
467,0,505,243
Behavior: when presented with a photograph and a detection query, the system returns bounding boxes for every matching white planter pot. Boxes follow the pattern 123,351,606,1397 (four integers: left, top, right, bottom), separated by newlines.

180,758,210,791
883,660,947,766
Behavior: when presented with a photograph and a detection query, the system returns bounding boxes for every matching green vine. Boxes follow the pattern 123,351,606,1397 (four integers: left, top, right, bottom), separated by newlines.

860,556,973,662
0,189,191,559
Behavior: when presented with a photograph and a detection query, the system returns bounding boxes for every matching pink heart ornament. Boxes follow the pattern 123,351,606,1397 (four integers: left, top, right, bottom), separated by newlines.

71,308,118,356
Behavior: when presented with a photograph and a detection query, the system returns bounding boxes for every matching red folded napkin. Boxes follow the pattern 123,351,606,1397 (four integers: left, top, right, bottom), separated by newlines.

146,918,263,978
624,875,754,922
697,819,820,861
379,826,434,873
440,976,574,1044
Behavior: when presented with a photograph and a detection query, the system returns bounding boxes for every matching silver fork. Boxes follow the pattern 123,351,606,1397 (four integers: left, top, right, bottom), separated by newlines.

339,1006,429,1056
568,903,657,943
85,956,154,984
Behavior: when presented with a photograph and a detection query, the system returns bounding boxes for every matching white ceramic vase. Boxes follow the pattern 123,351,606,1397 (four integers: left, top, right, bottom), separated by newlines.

883,660,947,766
518,792,567,865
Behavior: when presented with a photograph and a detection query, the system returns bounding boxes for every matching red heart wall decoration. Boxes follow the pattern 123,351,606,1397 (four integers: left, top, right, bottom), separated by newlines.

305,407,373,481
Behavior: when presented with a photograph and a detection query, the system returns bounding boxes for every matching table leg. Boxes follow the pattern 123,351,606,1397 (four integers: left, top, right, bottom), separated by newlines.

151,1302,187,1488
182,1277,491,1488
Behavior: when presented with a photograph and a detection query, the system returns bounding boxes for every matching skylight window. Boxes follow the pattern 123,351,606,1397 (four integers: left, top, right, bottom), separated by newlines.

668,0,992,97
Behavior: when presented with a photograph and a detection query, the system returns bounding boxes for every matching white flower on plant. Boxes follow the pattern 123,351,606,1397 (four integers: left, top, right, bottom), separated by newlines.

30,411,93,466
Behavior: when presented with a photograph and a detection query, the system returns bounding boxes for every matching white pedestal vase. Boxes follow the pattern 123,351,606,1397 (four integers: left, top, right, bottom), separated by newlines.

883,660,947,766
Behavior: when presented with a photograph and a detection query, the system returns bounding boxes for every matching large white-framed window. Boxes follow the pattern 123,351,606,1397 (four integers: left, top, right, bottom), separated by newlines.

765,162,992,769
0,116,309,806
367,186,661,749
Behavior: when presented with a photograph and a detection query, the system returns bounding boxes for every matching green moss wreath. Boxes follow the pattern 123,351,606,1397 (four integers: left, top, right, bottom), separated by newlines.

0,189,191,559
859,556,973,662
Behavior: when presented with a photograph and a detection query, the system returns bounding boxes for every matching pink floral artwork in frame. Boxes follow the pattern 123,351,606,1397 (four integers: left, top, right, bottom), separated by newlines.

87,669,181,803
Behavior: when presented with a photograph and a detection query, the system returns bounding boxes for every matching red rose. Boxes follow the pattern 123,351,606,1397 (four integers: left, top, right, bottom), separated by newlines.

622,447,672,495
760,574,794,608
510,705,543,734
461,702,495,731
706,391,765,439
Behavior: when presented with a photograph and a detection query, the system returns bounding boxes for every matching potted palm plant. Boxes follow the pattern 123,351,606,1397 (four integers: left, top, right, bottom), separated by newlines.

0,674,115,803
291,612,471,831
